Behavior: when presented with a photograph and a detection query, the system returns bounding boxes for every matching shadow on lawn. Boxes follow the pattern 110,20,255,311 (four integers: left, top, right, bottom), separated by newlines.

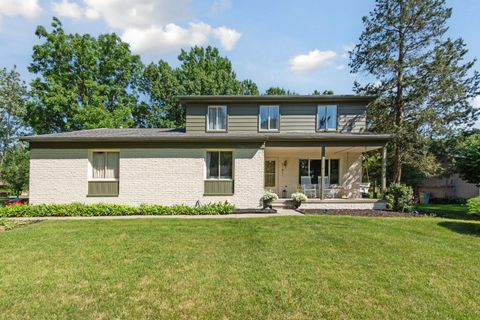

438,221,480,236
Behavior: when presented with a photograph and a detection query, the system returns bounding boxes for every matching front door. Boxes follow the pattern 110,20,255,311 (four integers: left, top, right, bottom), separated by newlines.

264,159,278,194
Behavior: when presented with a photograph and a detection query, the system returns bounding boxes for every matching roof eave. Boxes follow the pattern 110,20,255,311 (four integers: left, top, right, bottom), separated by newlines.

178,95,377,104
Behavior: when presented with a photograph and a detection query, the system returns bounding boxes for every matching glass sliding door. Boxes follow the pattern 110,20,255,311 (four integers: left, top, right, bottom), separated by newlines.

298,159,340,186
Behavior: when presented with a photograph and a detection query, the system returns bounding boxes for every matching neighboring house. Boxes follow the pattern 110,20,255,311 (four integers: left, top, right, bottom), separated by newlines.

21,95,391,209
418,174,480,200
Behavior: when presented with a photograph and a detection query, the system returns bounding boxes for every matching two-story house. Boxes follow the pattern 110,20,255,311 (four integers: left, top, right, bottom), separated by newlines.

22,95,390,209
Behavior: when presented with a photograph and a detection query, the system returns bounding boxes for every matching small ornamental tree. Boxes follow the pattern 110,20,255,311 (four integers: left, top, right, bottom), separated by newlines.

385,183,413,212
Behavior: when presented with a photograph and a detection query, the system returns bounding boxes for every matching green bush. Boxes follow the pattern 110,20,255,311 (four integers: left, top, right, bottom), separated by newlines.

385,183,414,212
467,197,480,215
0,202,235,217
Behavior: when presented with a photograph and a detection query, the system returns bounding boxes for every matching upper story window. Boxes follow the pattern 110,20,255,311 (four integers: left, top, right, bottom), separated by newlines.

208,106,227,131
259,105,279,131
317,105,337,131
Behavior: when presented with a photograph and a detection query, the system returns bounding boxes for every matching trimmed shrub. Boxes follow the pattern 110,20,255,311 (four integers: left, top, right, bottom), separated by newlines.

0,202,235,217
385,183,414,212
467,197,480,215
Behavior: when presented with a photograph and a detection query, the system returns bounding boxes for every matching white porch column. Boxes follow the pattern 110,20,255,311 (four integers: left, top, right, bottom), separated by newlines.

321,146,326,200
381,145,387,199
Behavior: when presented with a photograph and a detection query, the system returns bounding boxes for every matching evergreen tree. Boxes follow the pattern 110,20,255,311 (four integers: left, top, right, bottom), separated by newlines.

350,0,480,183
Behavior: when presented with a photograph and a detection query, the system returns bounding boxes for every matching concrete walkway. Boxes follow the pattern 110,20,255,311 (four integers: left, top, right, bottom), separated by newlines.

9,209,303,221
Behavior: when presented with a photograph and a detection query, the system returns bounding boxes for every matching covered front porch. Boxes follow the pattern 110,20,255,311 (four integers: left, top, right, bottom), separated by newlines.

263,142,387,205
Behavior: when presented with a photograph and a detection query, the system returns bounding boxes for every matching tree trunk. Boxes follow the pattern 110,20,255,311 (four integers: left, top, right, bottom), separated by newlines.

394,0,405,183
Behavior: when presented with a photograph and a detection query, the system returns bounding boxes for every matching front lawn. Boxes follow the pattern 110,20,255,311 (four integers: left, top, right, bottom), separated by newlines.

414,203,473,220
1,216,479,319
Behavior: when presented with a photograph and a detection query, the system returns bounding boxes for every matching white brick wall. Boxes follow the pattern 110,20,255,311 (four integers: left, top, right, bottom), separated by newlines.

29,148,265,208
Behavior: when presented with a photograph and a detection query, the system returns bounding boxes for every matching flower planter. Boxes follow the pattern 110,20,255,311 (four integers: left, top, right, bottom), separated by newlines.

292,201,301,209
263,200,273,209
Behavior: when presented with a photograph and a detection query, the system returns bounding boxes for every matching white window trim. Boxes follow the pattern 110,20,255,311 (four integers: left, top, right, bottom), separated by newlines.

205,149,235,181
259,105,280,132
316,105,338,131
87,149,120,181
207,105,228,132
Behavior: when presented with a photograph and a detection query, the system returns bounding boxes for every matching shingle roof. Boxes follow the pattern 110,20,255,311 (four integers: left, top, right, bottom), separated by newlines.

21,128,391,143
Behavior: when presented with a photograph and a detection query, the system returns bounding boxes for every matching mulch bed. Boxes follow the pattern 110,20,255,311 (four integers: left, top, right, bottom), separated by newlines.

235,208,277,214
299,209,425,218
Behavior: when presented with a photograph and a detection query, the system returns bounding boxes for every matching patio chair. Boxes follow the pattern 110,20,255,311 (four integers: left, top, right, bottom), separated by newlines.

317,176,334,198
359,182,371,194
301,176,317,198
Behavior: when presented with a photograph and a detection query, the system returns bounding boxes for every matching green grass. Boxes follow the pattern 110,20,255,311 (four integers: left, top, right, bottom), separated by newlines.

414,203,474,220
1,216,479,319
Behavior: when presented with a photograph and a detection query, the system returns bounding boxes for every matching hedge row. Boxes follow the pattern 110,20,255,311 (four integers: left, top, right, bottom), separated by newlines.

0,202,235,217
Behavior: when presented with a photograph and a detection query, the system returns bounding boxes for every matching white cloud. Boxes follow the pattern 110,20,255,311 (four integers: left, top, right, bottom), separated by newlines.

335,64,345,70
52,0,82,19
83,0,190,29
210,0,232,15
289,49,337,73
55,0,243,54
212,26,241,51
0,0,42,19
122,22,241,54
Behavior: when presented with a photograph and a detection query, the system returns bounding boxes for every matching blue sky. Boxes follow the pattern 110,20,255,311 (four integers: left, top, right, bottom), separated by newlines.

0,0,479,125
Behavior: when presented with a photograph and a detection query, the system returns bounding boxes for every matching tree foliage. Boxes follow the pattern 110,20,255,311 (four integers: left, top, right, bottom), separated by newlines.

264,87,298,95
27,18,143,134
0,144,29,197
455,133,480,186
0,66,28,158
137,46,259,128
312,89,334,95
350,0,480,183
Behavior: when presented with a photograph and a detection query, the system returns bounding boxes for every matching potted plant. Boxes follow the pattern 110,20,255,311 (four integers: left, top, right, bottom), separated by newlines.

262,191,279,209
291,192,307,209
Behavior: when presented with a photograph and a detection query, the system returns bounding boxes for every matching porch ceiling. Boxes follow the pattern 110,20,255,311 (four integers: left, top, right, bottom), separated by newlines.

265,146,381,157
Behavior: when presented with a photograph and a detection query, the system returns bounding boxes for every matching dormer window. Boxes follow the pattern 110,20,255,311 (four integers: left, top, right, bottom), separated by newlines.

208,106,227,131
259,105,279,131
317,105,337,131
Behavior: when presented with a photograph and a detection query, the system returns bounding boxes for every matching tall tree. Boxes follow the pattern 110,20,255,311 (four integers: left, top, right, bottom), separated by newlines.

350,0,480,183
137,46,258,128
0,66,28,158
312,89,334,95
0,144,29,197
27,18,144,134
264,87,298,95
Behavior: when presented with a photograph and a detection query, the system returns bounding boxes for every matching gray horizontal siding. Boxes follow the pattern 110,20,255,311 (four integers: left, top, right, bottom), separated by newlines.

338,104,366,133
186,104,207,132
228,104,258,131
280,105,316,132
185,102,367,133
204,180,234,195
88,181,119,197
